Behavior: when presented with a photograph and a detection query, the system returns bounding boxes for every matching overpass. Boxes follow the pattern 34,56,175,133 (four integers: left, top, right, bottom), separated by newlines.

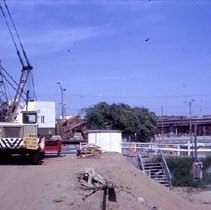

157,116,211,136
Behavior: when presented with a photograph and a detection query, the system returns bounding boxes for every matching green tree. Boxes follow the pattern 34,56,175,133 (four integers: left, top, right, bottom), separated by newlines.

85,102,111,129
133,107,157,141
84,102,157,142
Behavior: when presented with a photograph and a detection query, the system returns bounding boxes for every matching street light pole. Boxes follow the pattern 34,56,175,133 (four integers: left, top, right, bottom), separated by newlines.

57,81,66,119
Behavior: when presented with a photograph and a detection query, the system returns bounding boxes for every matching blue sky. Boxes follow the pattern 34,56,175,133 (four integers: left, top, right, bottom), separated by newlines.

0,0,211,117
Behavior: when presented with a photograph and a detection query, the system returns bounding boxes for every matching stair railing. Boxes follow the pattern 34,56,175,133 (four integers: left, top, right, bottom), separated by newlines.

161,154,172,189
138,153,146,175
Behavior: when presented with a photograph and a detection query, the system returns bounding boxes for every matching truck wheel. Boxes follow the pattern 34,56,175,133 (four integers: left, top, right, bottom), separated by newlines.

0,152,10,160
40,152,45,159
31,150,41,165
76,150,80,156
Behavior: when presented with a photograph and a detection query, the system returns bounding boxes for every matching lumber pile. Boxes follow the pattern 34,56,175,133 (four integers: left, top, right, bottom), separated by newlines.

77,144,102,158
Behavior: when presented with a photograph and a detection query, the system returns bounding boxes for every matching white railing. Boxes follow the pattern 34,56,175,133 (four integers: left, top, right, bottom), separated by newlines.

161,153,172,189
122,142,211,157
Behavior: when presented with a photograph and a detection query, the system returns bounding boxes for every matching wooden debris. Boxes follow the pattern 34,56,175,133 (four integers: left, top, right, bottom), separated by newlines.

77,144,102,158
78,168,107,189
77,168,116,209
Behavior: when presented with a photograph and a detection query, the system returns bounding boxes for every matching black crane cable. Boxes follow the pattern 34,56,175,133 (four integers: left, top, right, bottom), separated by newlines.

3,0,31,67
1,0,36,101
0,64,26,101
0,65,8,102
0,62,19,88
3,0,36,100
0,1,25,68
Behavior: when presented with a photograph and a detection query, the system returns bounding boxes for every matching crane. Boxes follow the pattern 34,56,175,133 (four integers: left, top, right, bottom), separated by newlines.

0,0,36,122
0,0,43,164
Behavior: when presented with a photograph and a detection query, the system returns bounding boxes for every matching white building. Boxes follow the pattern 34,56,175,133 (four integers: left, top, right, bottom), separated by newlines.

88,130,122,153
16,101,56,136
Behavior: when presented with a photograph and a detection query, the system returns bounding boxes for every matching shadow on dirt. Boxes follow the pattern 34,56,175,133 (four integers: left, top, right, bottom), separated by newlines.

0,154,44,165
44,153,66,159
0,152,67,165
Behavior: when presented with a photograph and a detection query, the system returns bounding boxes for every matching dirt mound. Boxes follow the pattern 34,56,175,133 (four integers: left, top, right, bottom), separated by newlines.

72,153,199,210
0,153,203,210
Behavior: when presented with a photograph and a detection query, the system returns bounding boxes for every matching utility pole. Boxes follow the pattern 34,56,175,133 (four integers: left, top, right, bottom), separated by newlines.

57,81,66,119
185,99,195,141
161,106,164,141
192,122,203,180
194,122,198,162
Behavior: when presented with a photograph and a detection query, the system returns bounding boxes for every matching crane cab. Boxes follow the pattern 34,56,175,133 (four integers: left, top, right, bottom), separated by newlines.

22,111,37,124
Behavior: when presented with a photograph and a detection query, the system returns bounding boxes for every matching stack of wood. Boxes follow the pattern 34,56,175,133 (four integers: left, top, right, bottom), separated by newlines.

77,144,102,158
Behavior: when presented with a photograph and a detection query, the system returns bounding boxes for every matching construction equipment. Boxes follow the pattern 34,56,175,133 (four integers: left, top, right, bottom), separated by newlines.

0,0,44,164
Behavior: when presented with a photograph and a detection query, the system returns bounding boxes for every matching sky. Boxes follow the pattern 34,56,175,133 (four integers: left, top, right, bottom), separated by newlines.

0,0,211,117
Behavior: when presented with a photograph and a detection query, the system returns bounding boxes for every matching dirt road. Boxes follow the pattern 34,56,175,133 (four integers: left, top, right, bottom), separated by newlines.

0,153,209,210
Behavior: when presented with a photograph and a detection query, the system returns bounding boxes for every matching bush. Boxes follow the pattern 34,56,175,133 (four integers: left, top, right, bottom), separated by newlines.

201,156,211,186
166,156,211,188
166,156,195,187
202,155,211,170
202,172,211,185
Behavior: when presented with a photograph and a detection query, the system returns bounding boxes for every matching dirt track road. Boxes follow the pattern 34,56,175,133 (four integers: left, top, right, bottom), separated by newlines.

0,153,209,210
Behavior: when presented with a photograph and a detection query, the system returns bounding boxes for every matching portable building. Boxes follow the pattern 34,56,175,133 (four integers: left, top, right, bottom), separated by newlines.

87,130,122,153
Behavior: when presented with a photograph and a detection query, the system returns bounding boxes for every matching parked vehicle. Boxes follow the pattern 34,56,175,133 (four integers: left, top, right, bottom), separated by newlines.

0,111,45,164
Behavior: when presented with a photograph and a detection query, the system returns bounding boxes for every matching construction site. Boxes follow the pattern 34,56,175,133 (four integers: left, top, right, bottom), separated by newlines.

1,1,211,210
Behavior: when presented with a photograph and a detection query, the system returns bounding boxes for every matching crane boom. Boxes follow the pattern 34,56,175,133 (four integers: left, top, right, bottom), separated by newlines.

6,65,33,121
